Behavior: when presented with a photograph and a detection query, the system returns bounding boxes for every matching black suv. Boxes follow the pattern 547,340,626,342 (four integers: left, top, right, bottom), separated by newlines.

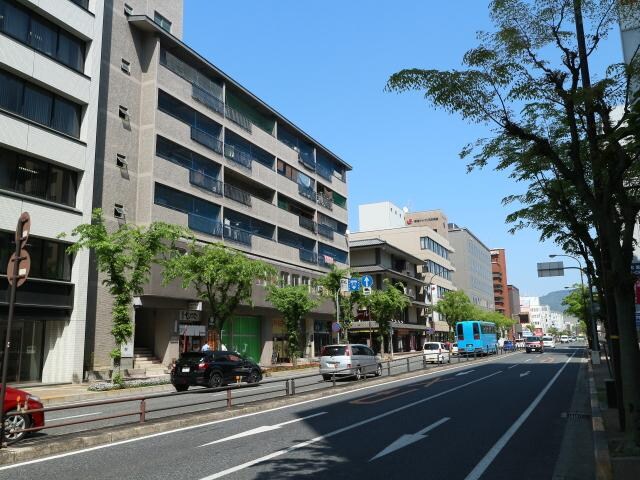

171,350,262,392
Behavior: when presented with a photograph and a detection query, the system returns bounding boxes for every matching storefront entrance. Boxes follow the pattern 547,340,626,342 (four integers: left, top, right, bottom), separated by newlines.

221,316,261,362
0,318,45,383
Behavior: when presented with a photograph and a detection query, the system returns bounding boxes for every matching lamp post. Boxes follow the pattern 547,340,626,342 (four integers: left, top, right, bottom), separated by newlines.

426,272,437,340
549,254,600,364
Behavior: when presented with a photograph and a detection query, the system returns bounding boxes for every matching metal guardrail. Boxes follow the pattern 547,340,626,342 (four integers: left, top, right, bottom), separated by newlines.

3,348,518,444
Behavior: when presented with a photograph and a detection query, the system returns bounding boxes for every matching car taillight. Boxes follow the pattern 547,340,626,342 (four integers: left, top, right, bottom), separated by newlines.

474,334,480,340
345,346,352,357
198,362,206,370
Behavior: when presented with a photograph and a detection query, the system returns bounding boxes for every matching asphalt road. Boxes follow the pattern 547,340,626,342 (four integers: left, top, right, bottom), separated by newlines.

0,346,589,480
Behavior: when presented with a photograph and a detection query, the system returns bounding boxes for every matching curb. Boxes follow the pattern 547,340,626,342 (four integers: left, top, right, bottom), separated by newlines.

39,384,175,406
0,351,517,466
588,361,613,480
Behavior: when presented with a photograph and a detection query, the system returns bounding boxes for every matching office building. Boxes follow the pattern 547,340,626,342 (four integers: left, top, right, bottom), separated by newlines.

85,1,351,375
447,224,493,310
0,0,104,383
349,238,428,352
491,249,511,318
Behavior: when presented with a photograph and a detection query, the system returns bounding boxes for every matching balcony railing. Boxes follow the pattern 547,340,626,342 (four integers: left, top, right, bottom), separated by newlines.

298,216,317,233
317,223,334,240
223,224,252,246
189,170,223,195
225,105,252,132
299,152,316,171
224,183,252,207
191,127,223,155
188,214,222,237
192,84,225,116
298,184,317,202
316,163,333,181
299,248,318,264
224,144,253,169
316,193,333,210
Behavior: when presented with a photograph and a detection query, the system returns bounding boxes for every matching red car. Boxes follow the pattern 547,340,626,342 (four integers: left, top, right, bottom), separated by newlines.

2,386,44,444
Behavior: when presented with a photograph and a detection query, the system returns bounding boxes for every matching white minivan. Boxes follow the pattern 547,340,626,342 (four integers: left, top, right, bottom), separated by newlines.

542,335,555,348
319,344,382,381
560,335,569,343
423,342,451,364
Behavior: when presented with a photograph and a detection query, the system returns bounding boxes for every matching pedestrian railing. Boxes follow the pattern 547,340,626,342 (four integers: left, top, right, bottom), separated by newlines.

2,347,520,446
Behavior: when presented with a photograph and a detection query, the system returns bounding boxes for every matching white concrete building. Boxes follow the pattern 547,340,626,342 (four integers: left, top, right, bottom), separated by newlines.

0,0,104,382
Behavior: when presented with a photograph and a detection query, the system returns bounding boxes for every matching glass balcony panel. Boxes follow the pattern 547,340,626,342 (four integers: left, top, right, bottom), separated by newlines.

192,84,225,116
191,127,223,154
189,170,222,195
188,214,222,237
298,216,317,233
224,144,253,169
224,224,252,246
224,183,252,206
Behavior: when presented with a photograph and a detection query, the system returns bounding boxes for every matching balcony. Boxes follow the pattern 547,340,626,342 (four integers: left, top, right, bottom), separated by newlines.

224,104,252,132
317,223,334,240
298,216,317,234
188,214,222,237
192,84,225,116
299,152,316,171
299,248,318,265
316,163,333,182
224,183,252,207
191,127,223,155
224,224,252,246
224,144,253,170
298,184,316,202
189,170,223,195
316,193,333,211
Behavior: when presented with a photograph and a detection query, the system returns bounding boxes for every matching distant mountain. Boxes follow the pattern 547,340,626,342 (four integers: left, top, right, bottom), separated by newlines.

539,289,573,312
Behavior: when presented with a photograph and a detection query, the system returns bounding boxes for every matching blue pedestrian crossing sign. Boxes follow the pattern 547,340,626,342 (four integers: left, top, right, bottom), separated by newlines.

348,278,361,291
361,275,374,288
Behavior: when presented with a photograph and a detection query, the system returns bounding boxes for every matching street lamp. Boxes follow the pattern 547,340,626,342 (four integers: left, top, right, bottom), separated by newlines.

549,254,599,363
425,272,437,339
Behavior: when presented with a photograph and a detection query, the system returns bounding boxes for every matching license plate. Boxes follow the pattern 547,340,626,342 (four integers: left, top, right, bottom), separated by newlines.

181,367,190,373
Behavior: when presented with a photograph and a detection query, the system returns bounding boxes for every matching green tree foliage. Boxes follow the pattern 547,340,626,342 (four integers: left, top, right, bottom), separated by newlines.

316,265,364,340
63,209,186,381
367,279,410,354
266,285,319,363
562,284,589,322
163,242,275,348
387,0,640,446
433,290,474,335
473,308,516,338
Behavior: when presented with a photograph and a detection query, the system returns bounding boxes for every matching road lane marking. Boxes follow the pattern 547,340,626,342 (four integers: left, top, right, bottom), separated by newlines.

198,372,502,479
524,359,533,363
456,370,474,376
370,417,451,461
0,353,516,471
507,365,518,369
198,412,327,447
350,388,418,405
463,352,576,480
47,412,102,422
519,371,530,378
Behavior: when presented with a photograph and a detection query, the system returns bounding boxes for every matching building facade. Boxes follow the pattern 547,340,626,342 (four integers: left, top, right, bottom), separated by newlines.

0,0,104,383
447,224,494,310
85,0,351,375
349,238,428,352
358,201,406,231
491,249,511,318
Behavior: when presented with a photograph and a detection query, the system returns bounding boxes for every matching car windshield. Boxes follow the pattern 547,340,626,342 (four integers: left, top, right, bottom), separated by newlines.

424,344,440,350
527,337,541,342
323,346,347,356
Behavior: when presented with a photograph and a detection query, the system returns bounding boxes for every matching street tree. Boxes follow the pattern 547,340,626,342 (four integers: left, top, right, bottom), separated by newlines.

434,290,475,337
386,0,640,446
266,285,319,365
367,279,410,355
316,265,354,338
473,308,515,338
63,209,186,383
163,242,275,349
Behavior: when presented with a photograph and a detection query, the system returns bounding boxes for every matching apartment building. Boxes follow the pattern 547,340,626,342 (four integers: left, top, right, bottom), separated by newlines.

349,238,428,352
447,224,494,310
85,1,351,374
491,248,511,318
0,0,104,383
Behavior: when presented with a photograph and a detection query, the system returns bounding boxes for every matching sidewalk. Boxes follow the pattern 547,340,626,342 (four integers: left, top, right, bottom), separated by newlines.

589,351,640,479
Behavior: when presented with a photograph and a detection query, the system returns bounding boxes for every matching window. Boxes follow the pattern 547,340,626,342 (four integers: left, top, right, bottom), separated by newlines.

121,59,131,74
0,69,82,137
69,0,89,10
116,153,127,168
291,274,300,286
154,183,220,219
157,91,222,139
156,135,220,178
114,204,126,219
419,236,449,259
0,231,72,281
118,105,129,120
280,271,290,286
0,147,78,206
0,0,85,72
154,11,171,32
123,3,133,15
425,260,452,281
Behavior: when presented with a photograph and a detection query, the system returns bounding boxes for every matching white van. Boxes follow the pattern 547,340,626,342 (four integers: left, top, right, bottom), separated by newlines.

560,335,569,343
423,342,451,364
542,335,555,348
319,344,382,381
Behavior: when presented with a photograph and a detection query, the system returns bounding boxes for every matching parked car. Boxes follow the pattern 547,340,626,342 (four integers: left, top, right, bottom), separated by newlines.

319,344,381,381
515,339,525,349
171,350,262,391
542,335,555,348
503,340,515,351
525,336,544,353
451,343,459,355
3,386,44,444
423,342,451,364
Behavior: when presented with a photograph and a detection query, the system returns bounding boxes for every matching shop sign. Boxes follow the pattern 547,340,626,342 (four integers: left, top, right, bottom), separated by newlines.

187,301,202,311
178,310,200,322
179,324,206,336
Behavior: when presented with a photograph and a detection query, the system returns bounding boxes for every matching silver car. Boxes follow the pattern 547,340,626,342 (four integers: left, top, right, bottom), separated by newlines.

319,344,382,381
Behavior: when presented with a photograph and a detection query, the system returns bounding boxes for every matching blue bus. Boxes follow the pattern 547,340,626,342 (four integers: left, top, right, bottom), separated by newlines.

456,321,498,355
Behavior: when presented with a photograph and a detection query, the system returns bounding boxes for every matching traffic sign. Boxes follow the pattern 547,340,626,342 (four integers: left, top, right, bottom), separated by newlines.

340,278,349,293
348,278,361,291
361,275,374,288
6,250,30,287
363,287,372,296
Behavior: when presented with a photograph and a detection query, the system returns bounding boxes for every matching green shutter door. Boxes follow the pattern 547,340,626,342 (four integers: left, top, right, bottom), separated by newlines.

221,315,261,362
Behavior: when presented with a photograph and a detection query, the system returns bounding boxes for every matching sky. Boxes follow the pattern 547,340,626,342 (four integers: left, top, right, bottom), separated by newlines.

183,0,623,297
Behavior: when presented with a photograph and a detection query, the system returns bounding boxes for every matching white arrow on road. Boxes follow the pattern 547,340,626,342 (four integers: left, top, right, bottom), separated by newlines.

369,417,451,461
199,412,327,447
520,371,530,378
456,370,474,376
